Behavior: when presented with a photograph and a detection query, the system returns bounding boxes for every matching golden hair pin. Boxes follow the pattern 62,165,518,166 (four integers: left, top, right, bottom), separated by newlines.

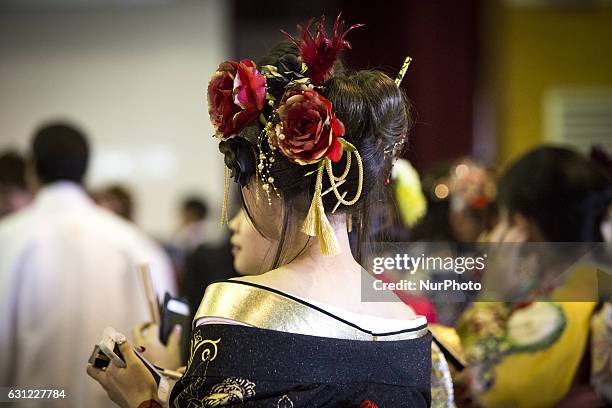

395,56,413,87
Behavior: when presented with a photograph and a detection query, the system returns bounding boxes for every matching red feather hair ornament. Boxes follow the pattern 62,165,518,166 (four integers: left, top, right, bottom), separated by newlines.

282,14,364,85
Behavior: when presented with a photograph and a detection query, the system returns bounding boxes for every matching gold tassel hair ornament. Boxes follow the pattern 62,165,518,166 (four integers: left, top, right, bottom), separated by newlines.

301,161,340,255
220,166,231,226
301,140,363,256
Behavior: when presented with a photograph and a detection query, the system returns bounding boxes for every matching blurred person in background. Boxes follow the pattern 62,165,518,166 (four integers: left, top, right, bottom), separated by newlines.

409,159,497,325
412,158,497,243
447,159,497,243
456,146,611,408
0,122,176,407
93,184,134,222
171,195,209,253
179,225,236,325
0,150,33,218
167,195,210,279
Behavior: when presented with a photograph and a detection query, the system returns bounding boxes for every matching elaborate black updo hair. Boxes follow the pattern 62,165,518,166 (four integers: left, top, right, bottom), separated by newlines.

498,146,611,242
238,41,411,270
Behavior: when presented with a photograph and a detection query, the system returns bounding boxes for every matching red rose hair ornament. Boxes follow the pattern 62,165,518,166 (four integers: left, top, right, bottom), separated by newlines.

208,59,266,139
274,85,345,165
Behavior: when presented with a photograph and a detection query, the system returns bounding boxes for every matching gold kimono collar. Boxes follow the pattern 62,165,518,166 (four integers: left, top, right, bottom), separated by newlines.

194,280,429,341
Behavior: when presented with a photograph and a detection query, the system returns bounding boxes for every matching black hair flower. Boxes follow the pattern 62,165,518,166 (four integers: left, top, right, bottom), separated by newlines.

219,136,257,187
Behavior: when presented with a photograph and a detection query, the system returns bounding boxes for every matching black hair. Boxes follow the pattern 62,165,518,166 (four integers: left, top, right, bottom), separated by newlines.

97,184,134,221
0,151,27,189
31,122,89,185
183,196,209,221
240,41,411,270
498,145,612,242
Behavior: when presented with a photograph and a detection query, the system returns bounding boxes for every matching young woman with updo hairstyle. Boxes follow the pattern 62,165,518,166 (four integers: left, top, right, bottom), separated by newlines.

87,25,455,408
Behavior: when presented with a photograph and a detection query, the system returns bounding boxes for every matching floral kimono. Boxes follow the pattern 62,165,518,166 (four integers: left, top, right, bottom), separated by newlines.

457,267,598,408
170,280,453,407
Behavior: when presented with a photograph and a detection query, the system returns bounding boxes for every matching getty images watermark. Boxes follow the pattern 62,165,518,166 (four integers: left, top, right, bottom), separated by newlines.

370,253,486,292
362,242,611,302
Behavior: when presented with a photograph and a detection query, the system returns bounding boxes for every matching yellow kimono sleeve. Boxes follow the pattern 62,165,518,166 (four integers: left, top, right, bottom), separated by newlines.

463,267,598,408
478,301,595,408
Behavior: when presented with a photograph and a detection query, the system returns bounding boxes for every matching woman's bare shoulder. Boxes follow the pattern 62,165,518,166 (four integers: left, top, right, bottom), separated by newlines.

230,271,420,321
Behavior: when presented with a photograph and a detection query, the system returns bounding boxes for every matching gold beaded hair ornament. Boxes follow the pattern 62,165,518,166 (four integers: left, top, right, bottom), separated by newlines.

208,15,409,256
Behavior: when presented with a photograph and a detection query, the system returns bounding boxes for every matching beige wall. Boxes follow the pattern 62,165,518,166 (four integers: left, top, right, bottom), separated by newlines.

0,2,231,240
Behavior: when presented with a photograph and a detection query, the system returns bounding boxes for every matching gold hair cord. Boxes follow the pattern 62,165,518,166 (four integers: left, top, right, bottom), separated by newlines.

302,142,364,256
325,142,363,206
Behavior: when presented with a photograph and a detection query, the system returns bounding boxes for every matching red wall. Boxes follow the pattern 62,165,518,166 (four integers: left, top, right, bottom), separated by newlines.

234,0,479,171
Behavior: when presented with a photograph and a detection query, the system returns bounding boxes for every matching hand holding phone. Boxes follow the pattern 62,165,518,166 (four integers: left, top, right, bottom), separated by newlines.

86,328,165,407
88,327,182,385
89,327,127,369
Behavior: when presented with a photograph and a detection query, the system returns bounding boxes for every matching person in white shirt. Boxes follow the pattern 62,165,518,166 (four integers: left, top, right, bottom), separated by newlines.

0,122,176,407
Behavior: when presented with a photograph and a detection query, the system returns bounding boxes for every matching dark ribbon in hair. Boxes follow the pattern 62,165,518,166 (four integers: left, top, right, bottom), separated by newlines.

219,137,257,187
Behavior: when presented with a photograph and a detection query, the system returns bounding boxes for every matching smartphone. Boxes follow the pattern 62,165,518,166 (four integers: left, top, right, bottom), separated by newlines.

159,293,190,347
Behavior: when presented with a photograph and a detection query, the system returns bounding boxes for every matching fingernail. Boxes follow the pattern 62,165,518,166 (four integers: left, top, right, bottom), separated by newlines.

114,334,127,344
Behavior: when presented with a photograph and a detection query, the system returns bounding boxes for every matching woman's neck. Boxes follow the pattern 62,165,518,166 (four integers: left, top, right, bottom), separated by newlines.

283,214,361,278
234,214,416,318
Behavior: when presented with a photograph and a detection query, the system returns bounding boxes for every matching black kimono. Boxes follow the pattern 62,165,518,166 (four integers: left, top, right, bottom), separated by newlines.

170,281,449,407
